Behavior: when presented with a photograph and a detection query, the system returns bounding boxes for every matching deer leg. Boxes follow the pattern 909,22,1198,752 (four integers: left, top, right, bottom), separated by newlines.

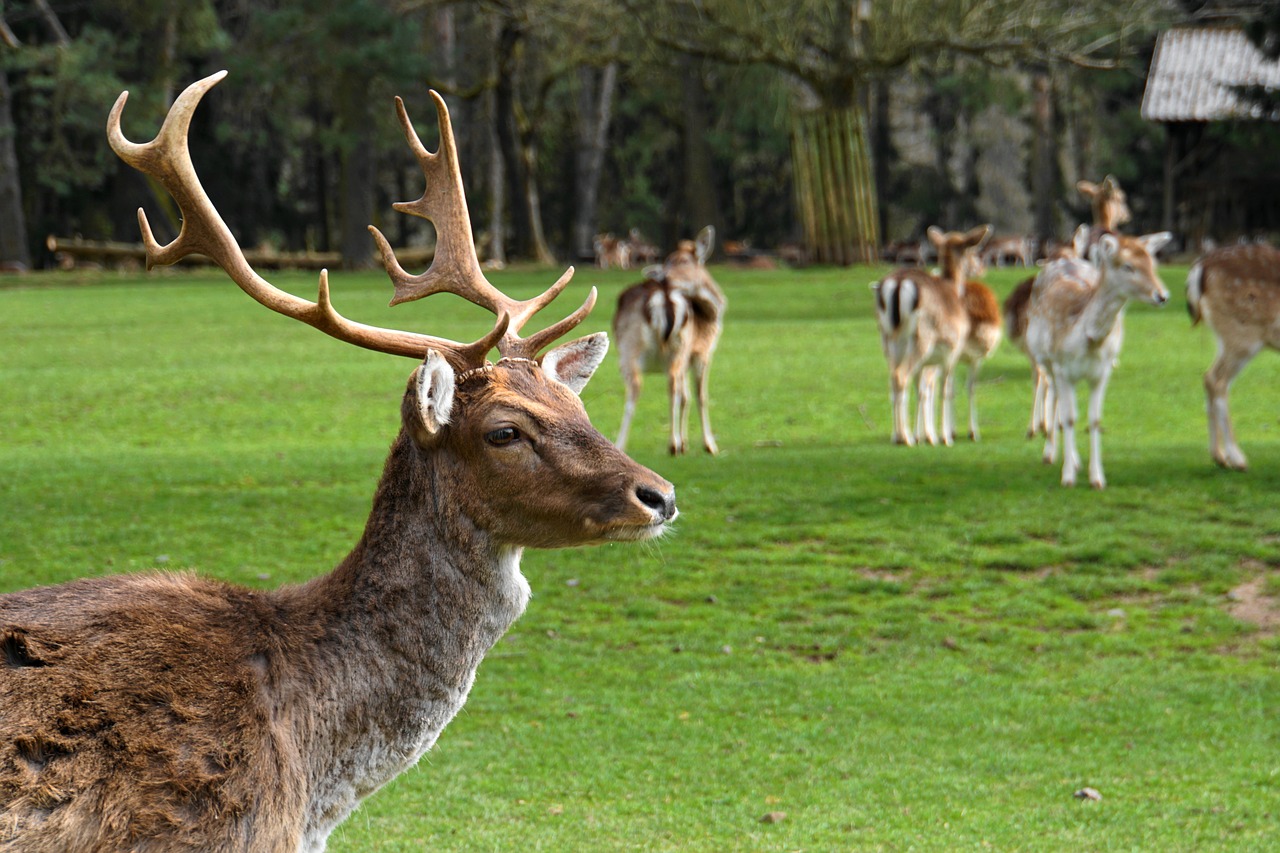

1028,365,1045,438
1205,342,1258,471
940,359,960,446
1087,372,1112,490
1056,378,1079,487
692,355,718,455
916,368,939,446
668,366,688,455
1041,372,1059,465
890,364,916,446
616,363,643,451
966,359,982,442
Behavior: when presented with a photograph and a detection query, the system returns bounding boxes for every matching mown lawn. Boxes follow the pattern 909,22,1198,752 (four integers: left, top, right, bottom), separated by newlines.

1,261,1277,851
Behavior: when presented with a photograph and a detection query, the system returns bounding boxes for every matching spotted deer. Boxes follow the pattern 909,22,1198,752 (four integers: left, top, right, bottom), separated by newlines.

1026,231,1172,488
0,72,677,852
913,225,1002,443
613,226,725,455
872,253,971,447
1007,175,1129,441
1004,225,1089,438
1186,242,1280,471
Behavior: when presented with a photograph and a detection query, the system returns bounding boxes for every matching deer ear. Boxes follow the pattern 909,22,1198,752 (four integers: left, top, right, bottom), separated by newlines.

695,226,715,265
1140,231,1173,257
541,332,609,395
405,349,456,442
1077,180,1098,199
926,226,944,246
1095,233,1120,262
969,224,993,247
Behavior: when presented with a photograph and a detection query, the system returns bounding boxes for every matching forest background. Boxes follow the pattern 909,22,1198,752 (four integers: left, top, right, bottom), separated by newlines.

0,0,1277,272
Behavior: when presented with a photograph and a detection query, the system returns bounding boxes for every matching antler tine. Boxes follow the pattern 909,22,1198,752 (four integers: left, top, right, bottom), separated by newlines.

108,70,499,367
516,286,598,361
383,91,591,357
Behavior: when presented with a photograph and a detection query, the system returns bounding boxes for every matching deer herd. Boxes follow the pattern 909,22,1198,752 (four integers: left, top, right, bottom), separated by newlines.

0,73,1277,849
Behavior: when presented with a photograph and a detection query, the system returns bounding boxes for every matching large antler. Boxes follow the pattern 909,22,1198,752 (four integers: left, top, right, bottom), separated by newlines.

369,91,594,360
106,71,593,368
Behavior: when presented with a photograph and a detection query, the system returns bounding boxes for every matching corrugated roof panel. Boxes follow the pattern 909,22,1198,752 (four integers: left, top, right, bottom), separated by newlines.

1142,27,1280,122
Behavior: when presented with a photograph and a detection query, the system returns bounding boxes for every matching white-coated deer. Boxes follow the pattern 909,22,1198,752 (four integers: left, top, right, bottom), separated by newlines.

613,226,725,455
1025,231,1172,488
1005,176,1131,441
0,72,677,852
913,225,1002,443
1186,242,1280,471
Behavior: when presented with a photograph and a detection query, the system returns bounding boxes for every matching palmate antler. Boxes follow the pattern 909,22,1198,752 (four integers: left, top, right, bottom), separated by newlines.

106,70,595,369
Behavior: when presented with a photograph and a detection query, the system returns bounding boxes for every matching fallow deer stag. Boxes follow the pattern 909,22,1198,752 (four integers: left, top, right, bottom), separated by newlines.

0,71,677,853
1026,230,1172,488
614,226,725,455
1186,242,1280,471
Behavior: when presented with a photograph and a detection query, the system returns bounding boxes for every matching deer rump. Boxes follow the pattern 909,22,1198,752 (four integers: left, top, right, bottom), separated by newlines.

615,276,719,367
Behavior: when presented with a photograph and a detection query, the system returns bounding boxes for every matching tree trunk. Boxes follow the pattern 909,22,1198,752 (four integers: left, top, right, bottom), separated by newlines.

871,79,892,246
791,106,879,265
339,84,377,270
1031,69,1055,246
494,19,536,260
572,60,618,260
0,70,31,269
680,58,720,240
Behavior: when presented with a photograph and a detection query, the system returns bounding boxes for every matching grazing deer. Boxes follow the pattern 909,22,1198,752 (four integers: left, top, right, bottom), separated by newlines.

1186,242,1280,471
1026,231,1172,488
913,226,1001,443
980,234,1033,268
624,228,661,267
593,232,630,269
0,72,677,853
613,226,725,455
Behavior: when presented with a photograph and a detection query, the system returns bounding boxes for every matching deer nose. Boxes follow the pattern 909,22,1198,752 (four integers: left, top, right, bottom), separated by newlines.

636,485,677,521
1153,290,1169,306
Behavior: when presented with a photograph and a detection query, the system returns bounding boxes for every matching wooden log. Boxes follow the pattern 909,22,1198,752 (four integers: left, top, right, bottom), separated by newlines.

44,235,435,270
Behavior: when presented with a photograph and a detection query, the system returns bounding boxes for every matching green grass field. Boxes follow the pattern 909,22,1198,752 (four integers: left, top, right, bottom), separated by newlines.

1,262,1277,851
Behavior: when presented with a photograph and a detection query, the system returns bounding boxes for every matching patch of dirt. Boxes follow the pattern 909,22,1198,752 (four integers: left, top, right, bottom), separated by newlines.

858,569,909,584
1227,575,1280,632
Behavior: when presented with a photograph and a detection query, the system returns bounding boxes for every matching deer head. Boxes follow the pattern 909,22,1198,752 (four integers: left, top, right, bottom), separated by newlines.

927,224,992,289
107,71,676,549
1095,231,1172,307
1077,175,1132,231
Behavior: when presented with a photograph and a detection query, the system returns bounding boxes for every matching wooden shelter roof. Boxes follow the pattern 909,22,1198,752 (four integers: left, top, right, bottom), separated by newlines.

1142,27,1280,122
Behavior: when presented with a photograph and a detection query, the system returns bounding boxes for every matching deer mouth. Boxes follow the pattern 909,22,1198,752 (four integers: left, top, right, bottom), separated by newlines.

604,517,674,542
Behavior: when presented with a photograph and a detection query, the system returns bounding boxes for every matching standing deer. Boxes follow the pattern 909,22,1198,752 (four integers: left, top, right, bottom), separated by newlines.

0,72,677,852
613,226,725,455
1006,176,1130,441
1076,175,1132,235
914,225,1002,443
1026,231,1172,488
1004,225,1089,438
1186,242,1280,471
872,255,971,447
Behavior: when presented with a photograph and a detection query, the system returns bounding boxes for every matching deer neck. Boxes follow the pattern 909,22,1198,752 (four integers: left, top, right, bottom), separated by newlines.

942,259,965,295
275,430,529,840
1081,268,1130,346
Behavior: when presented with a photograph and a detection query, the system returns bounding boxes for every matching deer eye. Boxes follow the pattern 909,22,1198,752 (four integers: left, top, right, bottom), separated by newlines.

485,427,521,446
